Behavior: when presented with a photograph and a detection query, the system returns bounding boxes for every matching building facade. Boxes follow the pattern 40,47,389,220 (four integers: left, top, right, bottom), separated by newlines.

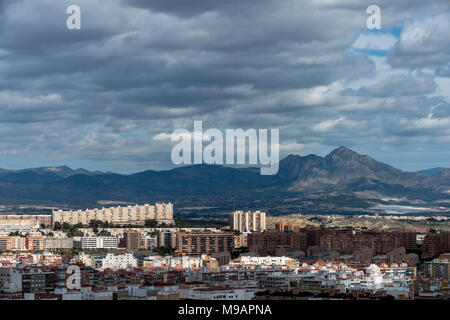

0,215,52,231
52,203,174,226
422,232,450,259
248,231,307,256
229,211,266,233
44,238,74,250
176,231,234,255
426,253,450,279
26,236,45,251
73,237,118,249
0,236,26,251
122,230,141,251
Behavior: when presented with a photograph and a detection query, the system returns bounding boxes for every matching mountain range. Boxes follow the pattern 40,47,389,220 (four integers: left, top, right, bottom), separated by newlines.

0,147,449,214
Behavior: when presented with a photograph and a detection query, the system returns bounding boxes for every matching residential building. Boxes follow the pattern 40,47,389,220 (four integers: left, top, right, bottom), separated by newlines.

396,231,417,251
44,237,74,250
52,203,174,226
122,230,141,251
26,236,45,251
176,231,234,255
0,215,52,231
234,235,248,248
100,253,137,271
247,230,307,256
157,229,177,248
229,211,266,233
73,237,118,249
422,232,450,259
143,255,217,270
0,236,26,251
426,253,450,280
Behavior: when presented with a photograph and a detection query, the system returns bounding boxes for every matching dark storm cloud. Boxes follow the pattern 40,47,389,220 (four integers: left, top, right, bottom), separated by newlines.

0,0,449,172
124,0,272,18
0,1,118,54
0,0,376,125
342,74,438,97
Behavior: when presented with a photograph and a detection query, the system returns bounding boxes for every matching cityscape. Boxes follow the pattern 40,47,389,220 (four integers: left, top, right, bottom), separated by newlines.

0,205,448,300
0,0,449,314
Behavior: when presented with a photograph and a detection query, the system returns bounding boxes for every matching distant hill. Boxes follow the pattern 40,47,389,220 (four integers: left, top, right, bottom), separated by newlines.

0,147,449,211
418,167,447,175
277,146,424,190
0,166,103,184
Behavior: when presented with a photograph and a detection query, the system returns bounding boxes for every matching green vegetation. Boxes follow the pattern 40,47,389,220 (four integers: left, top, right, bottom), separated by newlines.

8,231,24,237
47,216,227,233
89,220,112,228
152,246,174,256
144,219,158,228
173,217,228,228
52,222,83,237
96,230,112,237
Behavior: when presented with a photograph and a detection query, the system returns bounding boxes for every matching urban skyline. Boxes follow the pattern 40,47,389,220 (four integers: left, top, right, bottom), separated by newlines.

0,213,449,300
0,0,449,307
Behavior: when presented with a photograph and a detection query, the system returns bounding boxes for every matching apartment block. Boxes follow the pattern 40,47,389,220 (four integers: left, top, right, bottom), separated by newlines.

158,229,177,248
141,235,158,250
44,237,74,250
234,235,248,248
21,271,56,293
396,231,417,251
52,203,174,226
247,230,307,256
275,222,300,233
0,215,52,231
422,232,450,259
426,253,450,280
26,236,45,251
0,267,22,293
229,210,266,233
100,253,138,271
0,237,26,252
175,231,234,255
73,237,118,249
319,232,399,255
122,230,141,251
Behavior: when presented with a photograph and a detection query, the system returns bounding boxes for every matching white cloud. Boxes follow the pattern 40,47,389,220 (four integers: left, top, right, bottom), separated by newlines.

353,32,398,51
313,117,345,132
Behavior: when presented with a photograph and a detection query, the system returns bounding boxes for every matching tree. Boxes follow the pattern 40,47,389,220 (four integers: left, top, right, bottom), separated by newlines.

145,219,158,228
98,230,111,237
152,246,174,256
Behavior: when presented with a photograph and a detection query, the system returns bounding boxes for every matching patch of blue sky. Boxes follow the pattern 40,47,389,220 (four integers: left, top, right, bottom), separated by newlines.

352,25,403,57
353,48,388,57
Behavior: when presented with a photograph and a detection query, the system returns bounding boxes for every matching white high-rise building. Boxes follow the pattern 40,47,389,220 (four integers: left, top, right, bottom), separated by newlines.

73,237,118,249
229,210,266,233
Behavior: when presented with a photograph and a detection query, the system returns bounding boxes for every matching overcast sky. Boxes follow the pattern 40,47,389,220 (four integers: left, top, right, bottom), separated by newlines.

0,0,449,173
